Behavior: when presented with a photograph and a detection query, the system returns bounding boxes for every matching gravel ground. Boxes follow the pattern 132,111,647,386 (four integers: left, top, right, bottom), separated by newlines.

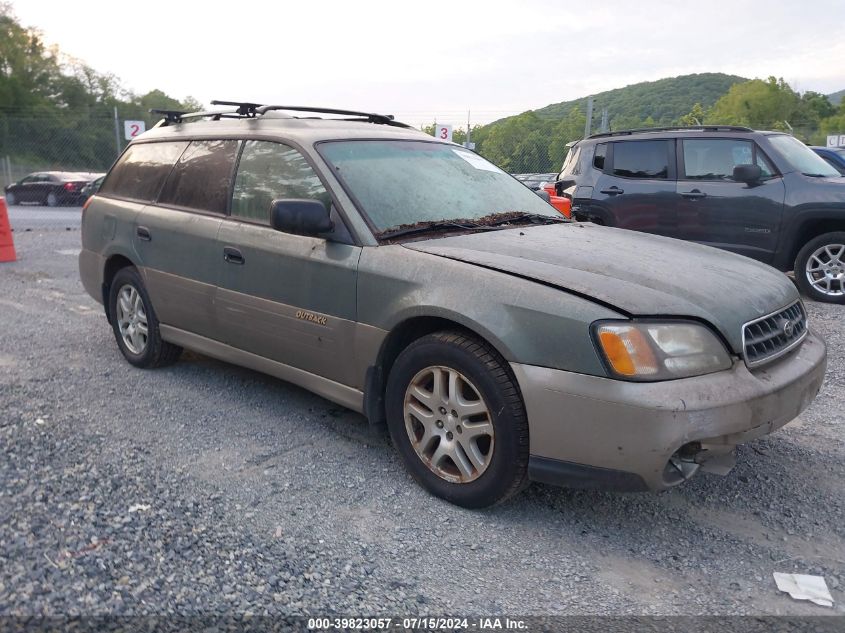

1,212,844,618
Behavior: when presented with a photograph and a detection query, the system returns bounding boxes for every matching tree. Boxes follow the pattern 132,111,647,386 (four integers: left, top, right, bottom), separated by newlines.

547,107,586,168
679,103,706,126
0,6,205,170
479,112,555,172
802,91,836,120
706,77,802,129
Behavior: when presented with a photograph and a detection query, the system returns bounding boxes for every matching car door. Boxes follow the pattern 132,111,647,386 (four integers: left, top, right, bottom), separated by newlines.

215,139,361,387
16,174,42,202
131,139,236,339
675,138,785,263
589,139,677,235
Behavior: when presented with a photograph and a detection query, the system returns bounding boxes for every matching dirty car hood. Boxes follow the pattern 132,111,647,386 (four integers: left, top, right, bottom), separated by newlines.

402,223,800,353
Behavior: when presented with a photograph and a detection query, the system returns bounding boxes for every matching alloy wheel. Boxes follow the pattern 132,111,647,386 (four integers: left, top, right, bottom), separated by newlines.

403,365,494,484
115,284,149,354
805,243,845,297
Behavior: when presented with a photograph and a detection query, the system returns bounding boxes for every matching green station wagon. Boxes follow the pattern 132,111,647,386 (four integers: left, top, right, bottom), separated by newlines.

79,103,827,507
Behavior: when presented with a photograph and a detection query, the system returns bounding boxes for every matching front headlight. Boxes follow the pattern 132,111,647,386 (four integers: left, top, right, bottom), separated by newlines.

593,321,732,381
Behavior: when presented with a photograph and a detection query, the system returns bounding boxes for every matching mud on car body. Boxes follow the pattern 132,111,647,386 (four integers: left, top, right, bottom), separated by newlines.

79,102,827,508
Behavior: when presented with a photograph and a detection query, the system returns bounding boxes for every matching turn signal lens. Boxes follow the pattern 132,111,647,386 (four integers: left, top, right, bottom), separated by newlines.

597,327,658,376
594,321,732,381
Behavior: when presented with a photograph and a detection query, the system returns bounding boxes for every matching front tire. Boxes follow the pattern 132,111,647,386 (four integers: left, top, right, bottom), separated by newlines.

795,232,845,304
385,331,529,508
108,267,182,368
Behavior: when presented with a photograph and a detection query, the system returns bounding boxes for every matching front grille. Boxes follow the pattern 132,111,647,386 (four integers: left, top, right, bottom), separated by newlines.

742,301,807,368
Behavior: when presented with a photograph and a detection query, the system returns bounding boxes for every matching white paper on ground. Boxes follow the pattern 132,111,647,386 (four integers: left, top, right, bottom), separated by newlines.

773,572,834,607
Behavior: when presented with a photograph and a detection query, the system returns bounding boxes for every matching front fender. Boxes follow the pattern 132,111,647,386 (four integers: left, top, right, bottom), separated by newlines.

357,245,621,376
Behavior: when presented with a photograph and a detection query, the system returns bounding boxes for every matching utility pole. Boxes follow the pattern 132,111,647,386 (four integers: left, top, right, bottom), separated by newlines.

466,109,471,148
584,96,594,138
113,106,121,157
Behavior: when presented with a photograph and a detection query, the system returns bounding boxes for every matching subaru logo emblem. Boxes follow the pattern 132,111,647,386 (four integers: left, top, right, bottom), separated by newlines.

782,319,795,338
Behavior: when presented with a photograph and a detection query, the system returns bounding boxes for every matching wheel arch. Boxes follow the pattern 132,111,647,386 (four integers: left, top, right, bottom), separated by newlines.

102,253,138,323
363,314,512,431
783,215,845,270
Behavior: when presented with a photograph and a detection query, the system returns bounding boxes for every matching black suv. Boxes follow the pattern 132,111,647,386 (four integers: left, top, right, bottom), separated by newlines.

556,126,845,303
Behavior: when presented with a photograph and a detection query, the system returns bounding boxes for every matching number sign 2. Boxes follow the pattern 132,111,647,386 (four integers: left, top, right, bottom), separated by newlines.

124,120,146,140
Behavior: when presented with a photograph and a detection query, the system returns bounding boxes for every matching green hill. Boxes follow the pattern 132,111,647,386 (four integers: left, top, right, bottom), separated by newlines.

471,73,747,173
829,89,845,106
533,72,746,126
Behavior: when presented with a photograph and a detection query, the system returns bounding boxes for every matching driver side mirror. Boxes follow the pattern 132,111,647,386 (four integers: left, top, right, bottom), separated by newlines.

733,164,762,184
270,199,333,236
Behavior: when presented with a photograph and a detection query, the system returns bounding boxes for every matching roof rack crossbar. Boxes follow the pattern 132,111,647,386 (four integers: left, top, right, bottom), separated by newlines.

588,125,753,139
150,108,245,127
149,109,188,123
209,100,262,116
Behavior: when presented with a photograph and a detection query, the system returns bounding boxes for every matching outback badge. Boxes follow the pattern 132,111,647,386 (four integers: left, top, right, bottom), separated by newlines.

296,310,328,326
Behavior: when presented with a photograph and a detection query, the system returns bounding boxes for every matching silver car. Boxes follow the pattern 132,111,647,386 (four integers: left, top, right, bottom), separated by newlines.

79,103,827,508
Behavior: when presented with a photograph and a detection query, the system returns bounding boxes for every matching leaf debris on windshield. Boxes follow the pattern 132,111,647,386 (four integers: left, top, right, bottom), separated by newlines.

375,211,565,242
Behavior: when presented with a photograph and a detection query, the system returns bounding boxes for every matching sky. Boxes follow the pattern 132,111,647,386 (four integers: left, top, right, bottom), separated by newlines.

12,0,845,128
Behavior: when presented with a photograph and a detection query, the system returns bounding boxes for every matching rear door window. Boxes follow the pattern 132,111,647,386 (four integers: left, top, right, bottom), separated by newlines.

159,140,240,213
100,142,189,202
231,140,331,224
610,141,670,179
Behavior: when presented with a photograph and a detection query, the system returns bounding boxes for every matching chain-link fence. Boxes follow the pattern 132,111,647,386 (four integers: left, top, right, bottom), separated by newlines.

0,111,133,189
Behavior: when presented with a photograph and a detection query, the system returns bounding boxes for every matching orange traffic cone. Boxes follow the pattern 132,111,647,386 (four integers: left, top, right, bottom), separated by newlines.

0,196,17,262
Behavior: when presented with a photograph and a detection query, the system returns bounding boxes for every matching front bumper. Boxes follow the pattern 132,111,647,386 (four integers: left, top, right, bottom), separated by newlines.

512,330,827,491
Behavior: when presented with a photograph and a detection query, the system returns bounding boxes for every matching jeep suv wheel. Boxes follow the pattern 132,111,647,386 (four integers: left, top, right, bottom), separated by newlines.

795,232,845,304
385,331,529,508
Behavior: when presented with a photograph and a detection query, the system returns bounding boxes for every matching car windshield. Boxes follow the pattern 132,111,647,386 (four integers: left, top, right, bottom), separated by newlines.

768,135,840,177
318,140,559,232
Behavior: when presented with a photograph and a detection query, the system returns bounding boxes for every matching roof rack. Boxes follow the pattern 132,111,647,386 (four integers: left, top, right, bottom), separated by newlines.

150,107,245,127
152,100,411,128
588,125,753,139
255,104,409,127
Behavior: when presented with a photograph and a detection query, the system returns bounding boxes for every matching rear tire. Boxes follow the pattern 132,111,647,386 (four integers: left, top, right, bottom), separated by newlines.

4,192,15,206
385,331,529,508
46,192,59,207
108,267,182,368
794,232,845,304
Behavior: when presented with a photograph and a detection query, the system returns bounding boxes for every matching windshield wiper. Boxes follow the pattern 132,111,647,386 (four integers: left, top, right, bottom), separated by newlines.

803,173,829,178
376,220,498,241
483,212,568,227
377,212,567,241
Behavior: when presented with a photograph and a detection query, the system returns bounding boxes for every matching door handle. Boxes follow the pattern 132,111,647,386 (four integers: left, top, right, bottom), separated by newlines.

681,189,707,200
599,186,624,195
223,246,245,265
136,226,151,241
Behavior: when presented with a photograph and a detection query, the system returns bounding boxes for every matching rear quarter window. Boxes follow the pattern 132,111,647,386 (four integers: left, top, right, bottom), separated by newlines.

100,142,189,202
593,143,607,170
